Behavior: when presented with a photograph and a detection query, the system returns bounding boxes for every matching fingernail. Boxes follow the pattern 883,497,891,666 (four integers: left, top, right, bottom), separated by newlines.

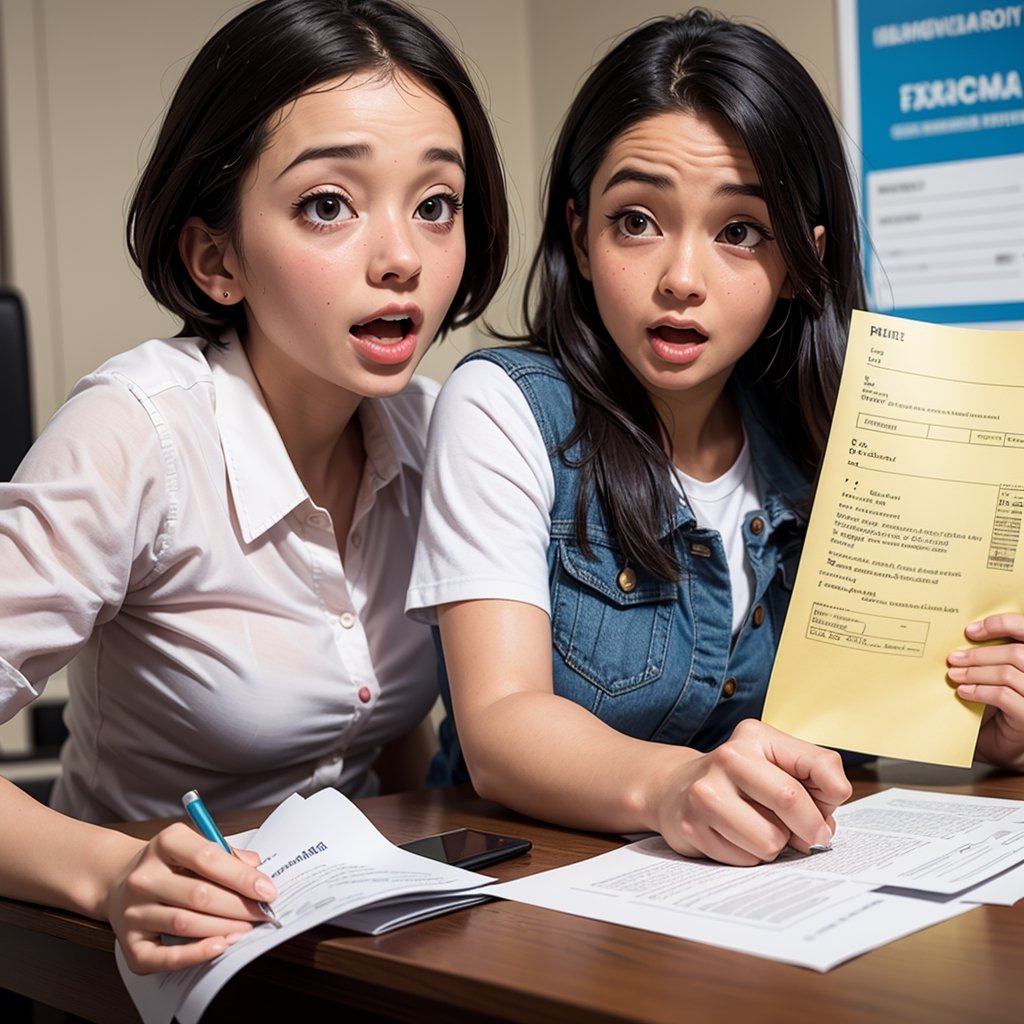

947,667,966,681
809,824,834,852
947,650,967,664
255,879,277,901
965,621,983,636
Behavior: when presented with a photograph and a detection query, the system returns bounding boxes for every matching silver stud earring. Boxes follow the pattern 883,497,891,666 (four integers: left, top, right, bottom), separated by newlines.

222,290,230,300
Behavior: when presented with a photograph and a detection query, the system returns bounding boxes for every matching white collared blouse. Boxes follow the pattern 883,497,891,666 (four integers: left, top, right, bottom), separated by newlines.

0,335,438,821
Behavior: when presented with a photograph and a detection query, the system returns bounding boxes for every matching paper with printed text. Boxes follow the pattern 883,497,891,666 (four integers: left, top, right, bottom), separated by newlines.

764,310,1024,765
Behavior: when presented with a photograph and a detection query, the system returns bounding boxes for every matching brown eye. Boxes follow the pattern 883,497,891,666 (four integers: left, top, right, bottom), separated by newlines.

717,221,771,249
607,208,659,238
722,223,747,244
623,213,650,236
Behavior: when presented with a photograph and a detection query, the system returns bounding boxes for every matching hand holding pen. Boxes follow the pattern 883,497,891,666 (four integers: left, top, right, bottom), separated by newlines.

182,789,281,927
104,796,281,974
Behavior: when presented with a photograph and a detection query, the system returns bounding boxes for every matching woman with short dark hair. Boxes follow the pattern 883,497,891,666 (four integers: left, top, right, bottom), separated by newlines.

0,0,507,973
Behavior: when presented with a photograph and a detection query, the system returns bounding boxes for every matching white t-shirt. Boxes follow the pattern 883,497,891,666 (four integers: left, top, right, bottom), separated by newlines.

0,335,438,822
407,359,759,634
673,449,758,633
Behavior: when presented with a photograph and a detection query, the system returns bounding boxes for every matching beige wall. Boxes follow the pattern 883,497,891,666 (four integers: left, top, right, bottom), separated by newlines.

0,0,840,431
526,2,840,185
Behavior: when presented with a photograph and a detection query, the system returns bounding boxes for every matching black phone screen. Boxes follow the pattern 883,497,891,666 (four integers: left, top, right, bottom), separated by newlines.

399,828,532,870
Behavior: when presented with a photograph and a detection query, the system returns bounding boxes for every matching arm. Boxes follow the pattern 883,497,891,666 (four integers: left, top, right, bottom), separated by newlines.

1,380,277,971
0,777,278,973
947,614,1024,771
437,599,848,865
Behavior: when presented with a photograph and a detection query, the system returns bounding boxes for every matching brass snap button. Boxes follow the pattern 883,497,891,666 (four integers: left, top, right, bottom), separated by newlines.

752,605,765,628
750,517,765,536
722,677,737,698
617,567,637,593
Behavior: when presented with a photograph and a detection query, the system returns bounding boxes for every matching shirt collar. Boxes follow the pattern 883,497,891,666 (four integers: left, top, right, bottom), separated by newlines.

357,397,410,518
209,334,309,543
209,335,412,542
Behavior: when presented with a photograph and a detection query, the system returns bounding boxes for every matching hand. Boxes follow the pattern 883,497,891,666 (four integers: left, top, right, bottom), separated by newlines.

103,823,278,974
947,614,1024,771
653,719,851,866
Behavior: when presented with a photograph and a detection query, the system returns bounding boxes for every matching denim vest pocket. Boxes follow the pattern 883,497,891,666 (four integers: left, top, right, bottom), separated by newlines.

550,538,676,696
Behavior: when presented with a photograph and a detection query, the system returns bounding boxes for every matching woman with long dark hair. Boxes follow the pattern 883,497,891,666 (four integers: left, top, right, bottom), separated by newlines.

411,9,867,864
412,9,1024,865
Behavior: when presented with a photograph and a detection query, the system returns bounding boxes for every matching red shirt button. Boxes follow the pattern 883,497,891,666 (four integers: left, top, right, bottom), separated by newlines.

358,686,372,704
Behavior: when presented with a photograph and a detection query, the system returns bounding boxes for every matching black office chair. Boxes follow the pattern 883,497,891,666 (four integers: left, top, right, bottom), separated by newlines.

0,286,33,481
0,289,39,1019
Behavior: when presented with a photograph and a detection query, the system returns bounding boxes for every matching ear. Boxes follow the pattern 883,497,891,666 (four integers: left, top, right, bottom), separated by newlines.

812,224,826,260
179,217,243,305
566,199,592,281
780,225,826,299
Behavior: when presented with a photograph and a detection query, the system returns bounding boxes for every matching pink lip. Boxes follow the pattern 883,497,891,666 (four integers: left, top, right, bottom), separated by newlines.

349,303,423,367
647,320,709,365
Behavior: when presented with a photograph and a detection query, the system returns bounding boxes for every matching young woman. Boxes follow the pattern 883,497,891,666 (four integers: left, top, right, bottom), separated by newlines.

408,9,1024,868
0,0,506,973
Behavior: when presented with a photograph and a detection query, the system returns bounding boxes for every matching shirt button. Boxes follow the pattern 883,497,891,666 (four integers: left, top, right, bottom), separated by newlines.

307,511,328,528
358,686,372,704
722,677,737,698
339,612,355,629
617,567,637,593
752,605,765,628
750,517,765,536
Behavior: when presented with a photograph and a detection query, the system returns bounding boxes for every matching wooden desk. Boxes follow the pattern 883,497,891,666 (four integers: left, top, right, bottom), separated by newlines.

2,764,1023,1023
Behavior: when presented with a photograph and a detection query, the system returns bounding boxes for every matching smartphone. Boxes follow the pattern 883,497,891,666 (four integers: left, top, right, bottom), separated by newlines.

399,827,532,870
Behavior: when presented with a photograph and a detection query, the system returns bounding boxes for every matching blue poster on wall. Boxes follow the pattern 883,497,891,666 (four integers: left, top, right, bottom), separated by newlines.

838,0,1024,325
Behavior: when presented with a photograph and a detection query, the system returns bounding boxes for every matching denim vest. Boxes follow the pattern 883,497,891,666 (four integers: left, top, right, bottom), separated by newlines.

429,348,811,785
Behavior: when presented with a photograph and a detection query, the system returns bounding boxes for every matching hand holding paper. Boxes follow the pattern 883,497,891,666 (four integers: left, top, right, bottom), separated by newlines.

105,821,276,975
117,788,498,1024
948,613,1024,771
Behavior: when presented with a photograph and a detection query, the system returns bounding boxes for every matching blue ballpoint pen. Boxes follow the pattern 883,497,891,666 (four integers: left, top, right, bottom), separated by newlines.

181,789,281,928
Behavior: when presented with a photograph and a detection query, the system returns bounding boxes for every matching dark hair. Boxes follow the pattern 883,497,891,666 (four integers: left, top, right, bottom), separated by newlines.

521,8,865,581
127,0,507,344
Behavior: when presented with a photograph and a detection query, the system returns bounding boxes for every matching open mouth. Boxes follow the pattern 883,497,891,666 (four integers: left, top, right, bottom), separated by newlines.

650,325,708,346
351,314,414,342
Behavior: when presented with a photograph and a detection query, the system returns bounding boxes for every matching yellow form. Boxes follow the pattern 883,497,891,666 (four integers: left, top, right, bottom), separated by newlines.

762,310,1024,767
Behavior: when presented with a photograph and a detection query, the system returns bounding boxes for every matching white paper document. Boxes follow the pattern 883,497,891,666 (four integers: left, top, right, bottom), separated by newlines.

826,788,1024,893
485,788,1024,971
116,788,496,1024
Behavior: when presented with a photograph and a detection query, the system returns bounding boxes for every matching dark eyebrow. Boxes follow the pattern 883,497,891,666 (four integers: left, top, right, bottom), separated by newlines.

278,143,465,180
715,182,765,201
602,169,766,202
424,146,466,175
278,144,371,179
602,168,672,193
